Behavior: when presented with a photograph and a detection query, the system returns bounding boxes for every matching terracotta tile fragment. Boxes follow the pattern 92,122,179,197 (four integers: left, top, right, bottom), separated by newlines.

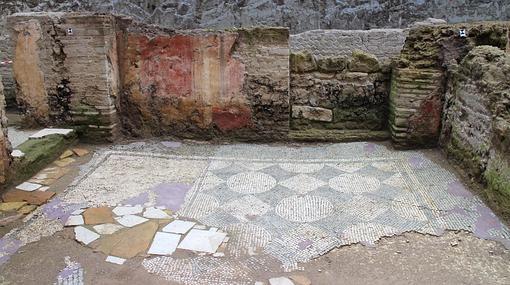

83,207,115,225
2,190,55,205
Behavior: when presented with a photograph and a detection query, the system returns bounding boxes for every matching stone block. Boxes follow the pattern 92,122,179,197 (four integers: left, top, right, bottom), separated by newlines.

290,51,317,73
292,106,332,122
348,50,381,73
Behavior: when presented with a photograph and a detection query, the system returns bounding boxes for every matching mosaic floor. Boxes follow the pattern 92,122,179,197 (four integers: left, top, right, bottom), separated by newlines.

2,142,509,285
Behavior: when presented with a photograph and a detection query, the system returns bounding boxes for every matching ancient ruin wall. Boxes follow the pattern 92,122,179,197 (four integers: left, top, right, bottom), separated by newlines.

2,1,510,101
7,13,122,141
0,74,11,184
118,25,290,140
443,46,510,216
289,50,391,141
389,22,510,148
288,29,405,140
290,29,406,61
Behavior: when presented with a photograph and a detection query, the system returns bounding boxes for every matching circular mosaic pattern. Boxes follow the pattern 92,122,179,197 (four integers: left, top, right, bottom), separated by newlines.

275,195,334,222
227,172,277,194
329,173,380,193
279,163,324,173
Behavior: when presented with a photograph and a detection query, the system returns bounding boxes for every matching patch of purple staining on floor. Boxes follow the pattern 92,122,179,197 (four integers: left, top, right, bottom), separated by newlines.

298,239,313,250
122,192,149,206
363,143,376,154
42,198,84,224
57,260,82,280
447,181,473,198
408,156,425,169
152,183,191,211
0,237,22,265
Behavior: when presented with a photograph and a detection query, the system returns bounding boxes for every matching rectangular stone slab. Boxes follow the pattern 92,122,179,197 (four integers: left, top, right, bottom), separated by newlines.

2,190,55,205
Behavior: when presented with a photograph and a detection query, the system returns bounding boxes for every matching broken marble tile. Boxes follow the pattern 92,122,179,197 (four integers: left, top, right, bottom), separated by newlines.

105,256,126,265
15,182,42,192
30,178,57,186
162,220,196,234
93,223,124,235
112,205,144,216
38,186,50,192
55,158,75,167
269,277,295,285
194,225,207,230
177,229,227,253
147,232,181,256
83,207,115,225
60,150,74,159
143,207,171,219
0,202,27,212
95,221,158,258
115,215,148,228
2,190,55,205
11,150,24,158
71,209,85,215
74,226,100,245
29,128,73,139
212,252,225,257
65,215,84,226
72,148,90,157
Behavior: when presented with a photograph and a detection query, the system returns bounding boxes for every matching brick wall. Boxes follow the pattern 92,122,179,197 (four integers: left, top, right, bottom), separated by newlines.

389,22,510,148
7,13,121,141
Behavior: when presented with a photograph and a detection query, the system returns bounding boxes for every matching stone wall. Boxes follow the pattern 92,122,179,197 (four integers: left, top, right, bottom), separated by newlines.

118,25,290,140
443,46,510,217
2,1,510,101
0,74,11,184
289,50,391,141
7,13,122,141
389,22,510,148
290,29,406,62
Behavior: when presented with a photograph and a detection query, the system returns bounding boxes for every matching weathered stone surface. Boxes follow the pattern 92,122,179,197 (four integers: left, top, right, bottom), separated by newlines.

291,29,406,61
391,22,510,149
119,26,289,140
94,220,158,258
11,19,49,125
442,46,510,218
0,202,27,212
17,204,36,214
0,73,11,185
290,61,390,138
290,51,317,73
292,106,332,122
316,56,348,73
2,189,55,205
348,50,381,73
82,207,115,225
7,13,121,141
